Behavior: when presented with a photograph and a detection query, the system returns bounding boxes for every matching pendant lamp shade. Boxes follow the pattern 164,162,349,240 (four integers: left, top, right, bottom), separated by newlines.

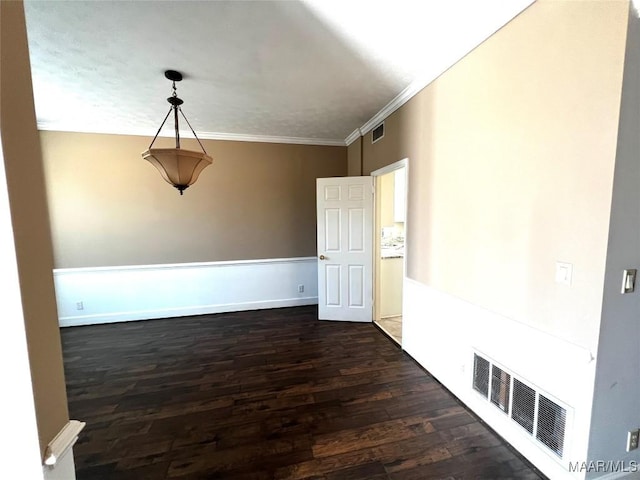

142,148,212,195
142,70,212,195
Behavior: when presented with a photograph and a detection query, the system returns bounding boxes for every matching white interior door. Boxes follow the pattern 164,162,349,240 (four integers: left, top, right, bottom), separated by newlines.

316,177,373,321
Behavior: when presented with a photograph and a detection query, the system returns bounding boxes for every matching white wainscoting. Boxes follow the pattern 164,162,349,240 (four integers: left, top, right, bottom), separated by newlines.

54,257,318,327
402,277,597,480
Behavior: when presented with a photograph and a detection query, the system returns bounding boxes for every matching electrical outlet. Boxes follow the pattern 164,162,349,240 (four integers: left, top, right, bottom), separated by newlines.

297,284,304,293
76,301,84,311
627,430,639,452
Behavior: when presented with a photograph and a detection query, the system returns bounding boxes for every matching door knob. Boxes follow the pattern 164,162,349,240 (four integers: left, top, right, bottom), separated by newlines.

319,255,326,260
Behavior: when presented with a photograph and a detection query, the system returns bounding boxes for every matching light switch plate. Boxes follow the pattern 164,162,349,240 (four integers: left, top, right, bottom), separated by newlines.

555,262,573,286
627,429,639,451
621,269,637,294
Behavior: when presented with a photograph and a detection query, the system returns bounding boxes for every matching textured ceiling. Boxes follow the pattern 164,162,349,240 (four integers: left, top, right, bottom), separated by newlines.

23,0,534,145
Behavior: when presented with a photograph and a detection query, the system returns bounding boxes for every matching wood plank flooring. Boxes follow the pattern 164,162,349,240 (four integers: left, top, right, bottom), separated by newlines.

61,306,546,480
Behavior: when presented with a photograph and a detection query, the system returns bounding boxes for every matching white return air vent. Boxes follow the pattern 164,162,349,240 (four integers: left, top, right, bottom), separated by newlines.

473,352,568,459
372,122,384,143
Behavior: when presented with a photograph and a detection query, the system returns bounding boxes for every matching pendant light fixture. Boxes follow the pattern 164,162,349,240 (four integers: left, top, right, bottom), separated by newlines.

142,70,212,195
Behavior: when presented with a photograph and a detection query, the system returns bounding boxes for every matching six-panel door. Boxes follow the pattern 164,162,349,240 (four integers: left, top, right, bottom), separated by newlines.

316,177,373,322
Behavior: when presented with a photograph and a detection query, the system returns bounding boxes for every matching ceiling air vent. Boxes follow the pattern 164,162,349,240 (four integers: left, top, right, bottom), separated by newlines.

372,122,384,143
472,352,569,459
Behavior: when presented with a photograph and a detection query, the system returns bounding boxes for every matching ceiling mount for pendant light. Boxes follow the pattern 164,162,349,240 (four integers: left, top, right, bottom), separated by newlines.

142,70,212,195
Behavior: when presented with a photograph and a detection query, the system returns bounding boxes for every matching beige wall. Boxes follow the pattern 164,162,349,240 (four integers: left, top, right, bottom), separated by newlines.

40,131,346,268
362,0,628,350
347,137,362,176
1,1,69,456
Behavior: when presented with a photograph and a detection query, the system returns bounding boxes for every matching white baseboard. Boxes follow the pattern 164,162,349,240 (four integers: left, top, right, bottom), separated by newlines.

402,277,597,480
54,257,318,327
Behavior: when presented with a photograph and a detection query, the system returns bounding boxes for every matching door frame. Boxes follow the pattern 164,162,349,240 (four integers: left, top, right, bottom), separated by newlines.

371,158,409,324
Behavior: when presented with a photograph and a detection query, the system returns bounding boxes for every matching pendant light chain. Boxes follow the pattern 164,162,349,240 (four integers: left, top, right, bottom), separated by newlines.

172,80,181,149
142,70,213,195
147,77,207,153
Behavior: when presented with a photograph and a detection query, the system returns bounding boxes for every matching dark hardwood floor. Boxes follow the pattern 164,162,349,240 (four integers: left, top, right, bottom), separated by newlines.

61,305,545,480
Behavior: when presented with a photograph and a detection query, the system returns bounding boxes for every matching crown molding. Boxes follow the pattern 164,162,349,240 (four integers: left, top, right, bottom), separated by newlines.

344,128,362,146
359,77,430,136
196,130,345,146
36,122,347,147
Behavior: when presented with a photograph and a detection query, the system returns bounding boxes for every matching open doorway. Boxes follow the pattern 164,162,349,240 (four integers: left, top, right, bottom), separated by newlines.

372,159,407,345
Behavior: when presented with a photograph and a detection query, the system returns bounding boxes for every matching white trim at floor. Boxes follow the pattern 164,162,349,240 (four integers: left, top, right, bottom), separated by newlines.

54,257,318,326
